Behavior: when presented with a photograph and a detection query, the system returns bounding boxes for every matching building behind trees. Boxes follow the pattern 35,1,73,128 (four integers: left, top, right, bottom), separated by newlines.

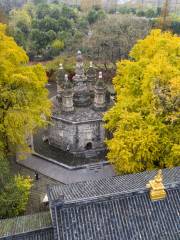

124,0,180,13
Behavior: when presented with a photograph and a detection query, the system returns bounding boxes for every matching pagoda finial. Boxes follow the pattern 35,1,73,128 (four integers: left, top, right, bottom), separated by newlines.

65,74,68,82
76,50,83,63
146,170,166,201
64,74,72,90
99,71,103,79
62,74,74,113
94,71,106,111
56,63,65,97
90,61,93,68
59,63,63,69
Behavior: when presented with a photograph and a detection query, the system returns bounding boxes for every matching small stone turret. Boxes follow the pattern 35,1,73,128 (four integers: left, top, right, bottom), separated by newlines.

86,61,96,94
94,72,106,111
62,74,74,113
56,63,65,98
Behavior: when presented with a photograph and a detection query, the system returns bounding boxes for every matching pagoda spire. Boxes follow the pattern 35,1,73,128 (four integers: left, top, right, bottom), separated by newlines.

56,63,65,98
62,74,74,113
73,50,91,107
87,61,96,95
94,72,106,111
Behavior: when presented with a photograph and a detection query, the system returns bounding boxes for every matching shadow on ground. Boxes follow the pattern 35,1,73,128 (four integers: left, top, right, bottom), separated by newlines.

33,129,107,166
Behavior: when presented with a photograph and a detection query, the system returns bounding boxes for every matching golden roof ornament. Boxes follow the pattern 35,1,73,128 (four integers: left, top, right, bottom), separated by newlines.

146,169,166,201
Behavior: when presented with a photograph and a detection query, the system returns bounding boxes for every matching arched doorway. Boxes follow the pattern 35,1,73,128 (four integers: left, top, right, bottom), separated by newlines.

85,142,92,150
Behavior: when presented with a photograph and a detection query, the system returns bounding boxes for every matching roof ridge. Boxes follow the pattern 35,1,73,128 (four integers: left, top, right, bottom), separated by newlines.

55,182,180,206
48,167,180,203
0,211,50,222
0,211,52,238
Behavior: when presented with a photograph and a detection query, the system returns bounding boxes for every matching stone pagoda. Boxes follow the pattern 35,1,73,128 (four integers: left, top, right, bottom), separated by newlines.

48,51,111,158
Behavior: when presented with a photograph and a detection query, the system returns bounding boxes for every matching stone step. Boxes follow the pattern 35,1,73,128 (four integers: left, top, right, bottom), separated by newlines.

85,150,97,158
88,163,103,171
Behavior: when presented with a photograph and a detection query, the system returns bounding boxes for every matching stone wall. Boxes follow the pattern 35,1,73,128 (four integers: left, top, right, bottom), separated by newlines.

48,119,75,151
48,118,105,155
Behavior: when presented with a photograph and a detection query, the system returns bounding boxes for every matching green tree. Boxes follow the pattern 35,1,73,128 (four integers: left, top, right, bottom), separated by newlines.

6,2,89,60
47,29,57,41
58,17,72,31
136,10,145,17
87,8,106,24
171,21,180,34
118,7,131,14
8,8,32,48
49,7,61,20
9,8,32,32
77,16,89,30
30,29,50,52
51,39,64,56
0,170,33,218
0,156,9,187
145,9,156,18
9,26,25,47
61,4,78,20
36,3,50,19
33,0,47,6
104,29,180,174
38,16,59,32
87,9,98,24
23,3,36,18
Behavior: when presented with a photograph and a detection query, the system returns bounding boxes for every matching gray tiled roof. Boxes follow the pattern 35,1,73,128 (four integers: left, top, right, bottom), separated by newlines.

0,212,53,239
1,167,179,240
56,187,180,240
48,166,180,203
52,97,104,123
53,106,103,123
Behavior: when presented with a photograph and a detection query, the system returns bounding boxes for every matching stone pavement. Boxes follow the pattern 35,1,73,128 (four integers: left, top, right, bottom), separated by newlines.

17,154,115,184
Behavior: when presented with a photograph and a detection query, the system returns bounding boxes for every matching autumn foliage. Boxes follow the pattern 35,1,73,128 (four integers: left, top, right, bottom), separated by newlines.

104,30,180,174
0,23,51,155
0,24,50,218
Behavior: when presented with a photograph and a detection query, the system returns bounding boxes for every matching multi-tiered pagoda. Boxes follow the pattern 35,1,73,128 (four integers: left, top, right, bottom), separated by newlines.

48,51,111,158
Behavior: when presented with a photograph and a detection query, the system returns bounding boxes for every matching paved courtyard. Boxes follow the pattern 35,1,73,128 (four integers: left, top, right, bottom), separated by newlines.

17,154,115,184
10,157,59,214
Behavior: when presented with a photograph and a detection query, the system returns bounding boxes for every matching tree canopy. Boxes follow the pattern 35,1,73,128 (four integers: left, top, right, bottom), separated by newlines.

0,24,50,155
83,15,150,65
0,24,51,155
104,29,180,174
0,159,33,218
0,24,51,218
8,3,86,60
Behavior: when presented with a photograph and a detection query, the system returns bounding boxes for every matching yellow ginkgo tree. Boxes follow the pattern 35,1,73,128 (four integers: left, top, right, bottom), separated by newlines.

104,29,180,174
0,24,51,218
0,23,51,156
